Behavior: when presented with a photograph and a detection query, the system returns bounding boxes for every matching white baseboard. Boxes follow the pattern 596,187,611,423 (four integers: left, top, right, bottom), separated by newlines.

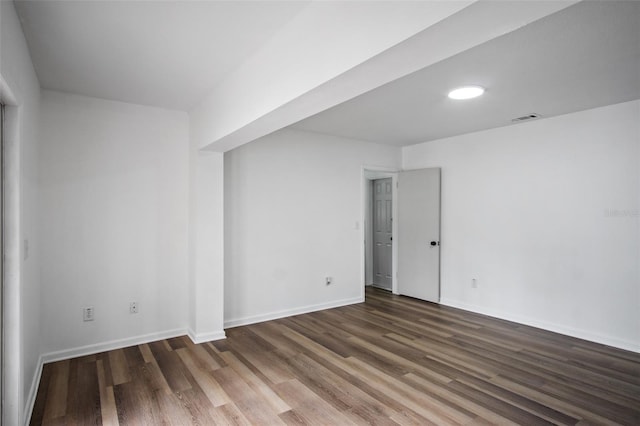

40,328,188,364
24,355,44,426
187,328,227,344
224,296,364,329
440,298,640,354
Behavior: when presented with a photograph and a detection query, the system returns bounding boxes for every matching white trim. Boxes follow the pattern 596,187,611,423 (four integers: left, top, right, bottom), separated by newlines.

23,355,43,426
40,328,188,364
224,296,363,329
440,298,640,354
3,103,22,426
187,328,226,344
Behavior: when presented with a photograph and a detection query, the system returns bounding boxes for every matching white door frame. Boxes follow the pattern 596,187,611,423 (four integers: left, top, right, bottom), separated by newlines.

1,76,22,426
361,166,399,295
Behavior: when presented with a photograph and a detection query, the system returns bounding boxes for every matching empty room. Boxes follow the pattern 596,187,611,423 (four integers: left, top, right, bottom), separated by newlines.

1,0,639,424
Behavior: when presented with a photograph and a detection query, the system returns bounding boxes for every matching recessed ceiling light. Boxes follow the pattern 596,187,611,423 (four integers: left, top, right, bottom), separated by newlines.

448,86,485,100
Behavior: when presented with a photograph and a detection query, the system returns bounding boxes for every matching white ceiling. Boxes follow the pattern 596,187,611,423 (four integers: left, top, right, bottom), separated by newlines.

14,0,309,110
291,1,640,146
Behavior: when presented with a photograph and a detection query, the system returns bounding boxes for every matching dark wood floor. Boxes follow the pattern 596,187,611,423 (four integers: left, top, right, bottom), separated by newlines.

31,287,640,425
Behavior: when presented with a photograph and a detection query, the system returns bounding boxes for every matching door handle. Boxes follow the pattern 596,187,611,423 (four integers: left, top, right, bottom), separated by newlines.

430,241,439,246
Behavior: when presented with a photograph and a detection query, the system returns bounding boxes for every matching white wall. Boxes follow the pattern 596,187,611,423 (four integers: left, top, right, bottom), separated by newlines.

403,101,640,352
224,128,401,326
1,1,42,423
38,90,190,358
187,100,226,343
187,150,225,343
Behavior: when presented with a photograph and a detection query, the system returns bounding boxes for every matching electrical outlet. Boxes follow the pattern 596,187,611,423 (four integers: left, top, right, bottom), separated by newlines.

83,306,94,322
472,278,478,288
326,277,333,285
130,301,138,314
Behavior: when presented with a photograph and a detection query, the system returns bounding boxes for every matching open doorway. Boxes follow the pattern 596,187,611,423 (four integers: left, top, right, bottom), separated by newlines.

362,166,442,303
371,178,392,290
362,168,398,294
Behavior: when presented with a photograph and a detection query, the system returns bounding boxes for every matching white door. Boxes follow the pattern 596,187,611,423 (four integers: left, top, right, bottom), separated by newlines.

397,168,441,302
372,178,393,290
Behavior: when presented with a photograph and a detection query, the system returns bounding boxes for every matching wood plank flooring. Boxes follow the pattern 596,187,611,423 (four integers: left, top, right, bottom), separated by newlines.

30,287,640,425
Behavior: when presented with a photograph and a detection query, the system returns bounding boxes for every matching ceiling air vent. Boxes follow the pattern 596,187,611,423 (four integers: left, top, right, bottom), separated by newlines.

511,113,541,123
